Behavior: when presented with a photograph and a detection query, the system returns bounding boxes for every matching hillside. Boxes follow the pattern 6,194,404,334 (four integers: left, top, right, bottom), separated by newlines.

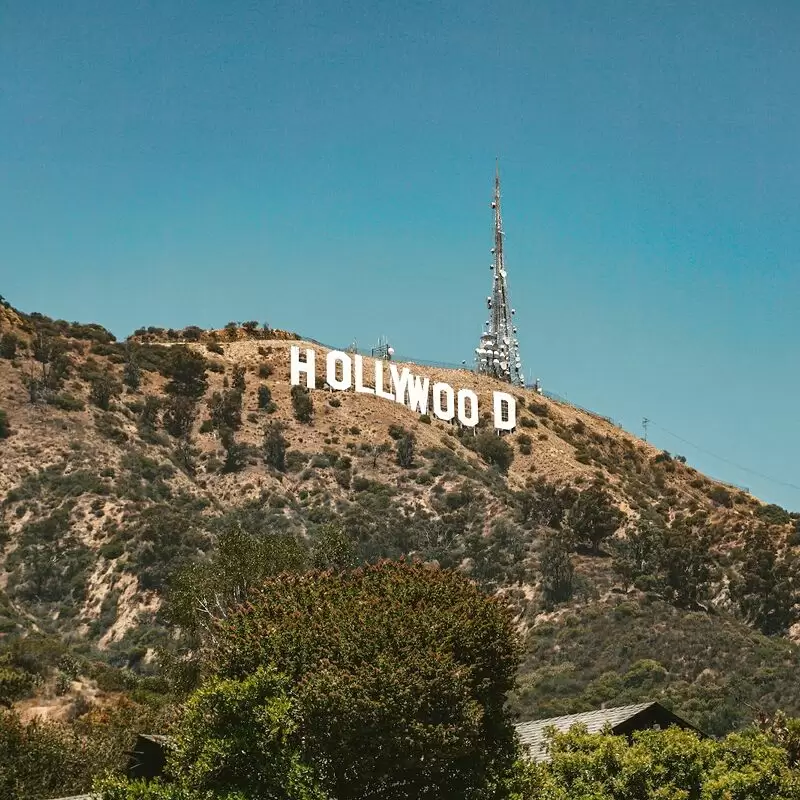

0,298,799,736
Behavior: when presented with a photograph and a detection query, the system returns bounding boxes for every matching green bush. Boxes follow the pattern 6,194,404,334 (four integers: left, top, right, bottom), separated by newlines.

162,348,208,399
257,384,272,409
263,422,288,471
708,485,733,508
396,432,415,468
290,385,313,423
474,432,514,473
49,392,85,411
0,333,18,360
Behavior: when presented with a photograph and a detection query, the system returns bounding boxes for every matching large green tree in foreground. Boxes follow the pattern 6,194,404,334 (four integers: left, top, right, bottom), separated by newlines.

101,561,522,800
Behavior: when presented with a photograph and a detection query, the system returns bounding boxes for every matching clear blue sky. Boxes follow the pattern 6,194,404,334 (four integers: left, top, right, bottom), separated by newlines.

2,1,799,509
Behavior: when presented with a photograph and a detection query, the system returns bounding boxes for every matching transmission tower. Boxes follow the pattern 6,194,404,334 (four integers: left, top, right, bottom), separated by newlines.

474,163,524,386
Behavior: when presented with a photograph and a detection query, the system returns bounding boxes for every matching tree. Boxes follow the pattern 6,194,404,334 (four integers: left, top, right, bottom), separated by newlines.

163,348,208,399
311,522,359,570
539,530,574,609
566,486,625,553
220,428,247,473
263,421,288,471
0,410,10,439
165,525,308,641
205,561,521,800
290,385,313,423
396,431,415,467
231,364,246,392
89,373,120,411
731,527,799,635
0,333,17,360
207,390,242,432
661,523,715,609
138,395,161,432
172,436,199,477
27,331,69,400
257,384,273,409
507,724,800,800
162,395,196,439
516,479,577,529
123,347,141,390
475,432,514,473
224,321,239,340
242,320,259,335
612,521,665,591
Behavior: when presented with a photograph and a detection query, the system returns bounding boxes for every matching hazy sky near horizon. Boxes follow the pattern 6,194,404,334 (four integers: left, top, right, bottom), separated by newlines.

2,1,799,509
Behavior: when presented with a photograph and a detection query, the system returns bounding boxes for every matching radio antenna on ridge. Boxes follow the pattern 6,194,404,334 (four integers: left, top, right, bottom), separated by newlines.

474,162,525,386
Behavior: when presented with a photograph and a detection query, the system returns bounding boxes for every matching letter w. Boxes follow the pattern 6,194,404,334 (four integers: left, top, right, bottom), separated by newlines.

406,374,429,414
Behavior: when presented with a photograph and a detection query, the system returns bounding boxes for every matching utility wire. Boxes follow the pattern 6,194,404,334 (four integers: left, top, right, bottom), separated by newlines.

647,419,800,494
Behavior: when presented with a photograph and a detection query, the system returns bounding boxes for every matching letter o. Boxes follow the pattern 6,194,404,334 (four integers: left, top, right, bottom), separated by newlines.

326,351,352,391
432,382,455,421
457,389,479,427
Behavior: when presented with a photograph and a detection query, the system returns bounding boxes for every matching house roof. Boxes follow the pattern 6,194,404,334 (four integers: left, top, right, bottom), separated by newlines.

514,702,690,762
46,795,96,800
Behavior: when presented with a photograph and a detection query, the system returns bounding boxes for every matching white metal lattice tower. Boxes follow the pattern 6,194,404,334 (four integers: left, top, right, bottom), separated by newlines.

475,163,525,386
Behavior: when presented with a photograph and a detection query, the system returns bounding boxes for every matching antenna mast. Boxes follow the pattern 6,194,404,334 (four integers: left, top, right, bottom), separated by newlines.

475,162,525,386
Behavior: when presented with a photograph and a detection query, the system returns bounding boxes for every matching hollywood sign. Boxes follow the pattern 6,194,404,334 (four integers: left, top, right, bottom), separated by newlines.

290,346,516,430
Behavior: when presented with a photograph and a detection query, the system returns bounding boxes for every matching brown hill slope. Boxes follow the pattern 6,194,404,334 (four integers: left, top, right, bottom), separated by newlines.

0,301,799,734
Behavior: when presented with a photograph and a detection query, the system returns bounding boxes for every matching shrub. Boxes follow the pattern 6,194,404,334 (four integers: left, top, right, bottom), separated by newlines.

162,396,196,439
396,433,415,468
206,341,224,355
49,393,85,412
221,429,248,473
232,364,246,392
388,424,405,440
257,384,272,409
566,486,625,554
328,397,341,408
162,347,208,399
708,485,733,508
755,503,793,526
258,363,273,378
475,432,514,473
207,390,242,432
0,333,18,360
291,385,313,423
89,373,120,411
418,414,431,424
263,422,288,471
0,410,10,439
540,530,575,608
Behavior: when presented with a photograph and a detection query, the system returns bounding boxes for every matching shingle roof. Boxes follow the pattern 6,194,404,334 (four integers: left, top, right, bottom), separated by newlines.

46,795,96,800
514,702,659,762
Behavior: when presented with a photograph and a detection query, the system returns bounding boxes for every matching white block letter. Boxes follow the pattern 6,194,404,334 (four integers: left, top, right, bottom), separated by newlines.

326,350,352,391
374,361,395,401
406,373,430,414
493,391,517,431
390,365,412,405
290,346,316,389
457,389,479,427
354,355,374,395
432,382,455,421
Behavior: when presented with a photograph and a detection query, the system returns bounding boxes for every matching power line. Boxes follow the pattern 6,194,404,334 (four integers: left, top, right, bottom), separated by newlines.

647,419,800,494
